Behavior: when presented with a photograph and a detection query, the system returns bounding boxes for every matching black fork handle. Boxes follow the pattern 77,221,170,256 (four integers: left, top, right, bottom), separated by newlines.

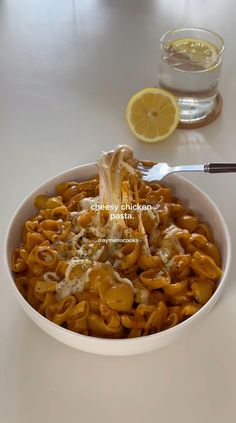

204,163,236,173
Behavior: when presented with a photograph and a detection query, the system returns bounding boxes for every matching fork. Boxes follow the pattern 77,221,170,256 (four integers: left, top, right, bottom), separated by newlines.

136,162,236,182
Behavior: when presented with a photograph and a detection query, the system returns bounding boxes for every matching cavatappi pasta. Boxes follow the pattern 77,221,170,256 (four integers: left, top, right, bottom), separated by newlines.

12,145,222,339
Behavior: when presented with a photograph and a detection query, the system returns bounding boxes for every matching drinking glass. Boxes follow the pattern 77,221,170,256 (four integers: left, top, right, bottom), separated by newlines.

158,28,224,125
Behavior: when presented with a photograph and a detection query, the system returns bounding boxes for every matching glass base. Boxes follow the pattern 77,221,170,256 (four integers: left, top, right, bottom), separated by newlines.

177,92,222,129
178,94,216,123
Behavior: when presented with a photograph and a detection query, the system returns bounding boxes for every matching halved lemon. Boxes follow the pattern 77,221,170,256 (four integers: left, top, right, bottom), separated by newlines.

126,88,179,143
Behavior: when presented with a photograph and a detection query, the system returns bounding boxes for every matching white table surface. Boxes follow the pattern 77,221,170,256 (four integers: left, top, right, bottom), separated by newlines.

1,1,236,422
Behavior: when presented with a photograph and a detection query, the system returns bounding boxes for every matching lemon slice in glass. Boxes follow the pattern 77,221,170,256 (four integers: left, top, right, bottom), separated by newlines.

126,88,179,143
167,38,219,70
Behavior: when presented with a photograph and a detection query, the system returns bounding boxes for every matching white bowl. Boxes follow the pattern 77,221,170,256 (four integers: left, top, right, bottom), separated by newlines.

4,164,231,356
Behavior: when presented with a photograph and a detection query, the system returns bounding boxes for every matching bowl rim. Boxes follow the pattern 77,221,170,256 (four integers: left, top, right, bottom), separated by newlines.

4,163,232,346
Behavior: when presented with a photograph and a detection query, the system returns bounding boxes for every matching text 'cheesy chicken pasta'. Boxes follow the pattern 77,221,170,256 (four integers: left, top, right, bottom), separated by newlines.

12,145,223,339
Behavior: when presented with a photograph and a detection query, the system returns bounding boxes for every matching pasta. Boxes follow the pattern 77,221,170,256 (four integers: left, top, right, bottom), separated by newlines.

12,145,223,339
